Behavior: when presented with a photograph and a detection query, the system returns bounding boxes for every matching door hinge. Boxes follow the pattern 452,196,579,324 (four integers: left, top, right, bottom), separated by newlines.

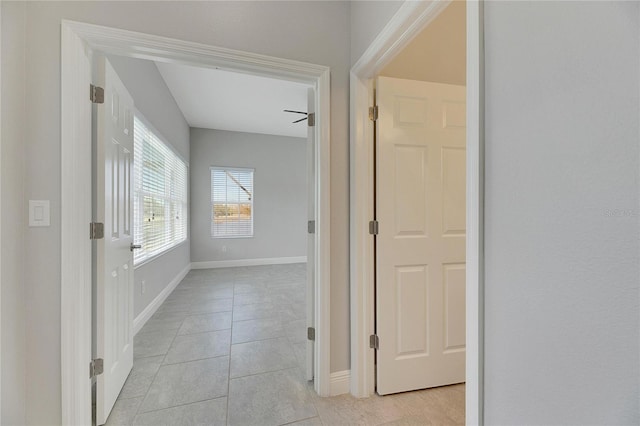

370,334,379,350
368,105,378,121
89,222,104,240
307,327,316,341
308,220,315,234
90,358,104,379
369,220,379,235
90,84,104,104
307,112,316,127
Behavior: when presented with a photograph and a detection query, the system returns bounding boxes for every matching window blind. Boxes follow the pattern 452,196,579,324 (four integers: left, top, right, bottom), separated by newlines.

211,167,254,238
133,116,188,265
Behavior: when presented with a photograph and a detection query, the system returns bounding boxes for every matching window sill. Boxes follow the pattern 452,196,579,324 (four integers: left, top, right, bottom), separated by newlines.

134,239,189,270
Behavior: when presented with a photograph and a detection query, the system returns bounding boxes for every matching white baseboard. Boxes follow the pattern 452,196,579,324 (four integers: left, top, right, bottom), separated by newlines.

191,256,307,269
330,370,351,396
133,263,191,335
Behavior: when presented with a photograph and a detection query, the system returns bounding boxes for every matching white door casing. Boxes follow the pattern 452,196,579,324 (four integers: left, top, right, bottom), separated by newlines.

375,76,466,395
95,57,135,425
306,87,316,381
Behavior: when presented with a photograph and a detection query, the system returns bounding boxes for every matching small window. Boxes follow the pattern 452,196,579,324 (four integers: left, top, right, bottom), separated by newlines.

211,167,254,238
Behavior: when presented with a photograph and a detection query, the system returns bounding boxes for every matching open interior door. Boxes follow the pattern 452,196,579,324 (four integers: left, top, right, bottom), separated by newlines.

95,56,135,424
306,87,316,381
375,76,466,395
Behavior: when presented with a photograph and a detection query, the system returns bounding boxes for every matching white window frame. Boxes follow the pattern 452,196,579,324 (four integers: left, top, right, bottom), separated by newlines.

133,113,189,267
210,166,254,239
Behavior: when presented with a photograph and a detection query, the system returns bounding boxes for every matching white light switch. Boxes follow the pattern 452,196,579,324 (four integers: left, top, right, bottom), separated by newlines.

29,200,50,227
34,206,44,221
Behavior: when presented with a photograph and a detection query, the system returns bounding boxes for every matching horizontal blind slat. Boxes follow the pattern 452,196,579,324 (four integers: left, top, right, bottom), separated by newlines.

133,116,188,264
211,167,253,238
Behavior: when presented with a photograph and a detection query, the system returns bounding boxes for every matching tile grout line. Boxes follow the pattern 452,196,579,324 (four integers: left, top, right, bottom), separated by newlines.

128,271,237,422
174,324,233,338
114,266,310,425
131,336,176,420
279,415,321,426
133,395,229,418
225,271,237,426
230,365,304,382
128,277,189,424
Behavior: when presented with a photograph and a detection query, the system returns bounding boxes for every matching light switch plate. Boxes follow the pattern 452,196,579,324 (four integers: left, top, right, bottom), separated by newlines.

29,200,50,227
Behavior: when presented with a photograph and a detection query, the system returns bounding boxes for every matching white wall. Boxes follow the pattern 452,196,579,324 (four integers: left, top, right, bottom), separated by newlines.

350,0,404,66
1,2,26,424
190,128,307,264
14,2,350,423
106,55,191,319
483,2,639,423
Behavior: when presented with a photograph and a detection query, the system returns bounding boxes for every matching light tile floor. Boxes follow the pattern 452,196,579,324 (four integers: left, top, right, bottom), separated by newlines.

106,264,464,426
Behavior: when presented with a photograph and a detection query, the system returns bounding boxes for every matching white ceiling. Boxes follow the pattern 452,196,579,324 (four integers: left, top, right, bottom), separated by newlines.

155,62,310,138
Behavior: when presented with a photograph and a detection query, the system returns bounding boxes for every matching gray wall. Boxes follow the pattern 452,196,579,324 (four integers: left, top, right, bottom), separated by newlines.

1,2,27,424
483,2,639,423
350,0,404,65
9,2,350,423
190,129,307,263
106,55,191,319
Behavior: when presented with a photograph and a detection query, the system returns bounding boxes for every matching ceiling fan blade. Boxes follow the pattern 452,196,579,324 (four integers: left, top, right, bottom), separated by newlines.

292,117,308,124
284,110,308,115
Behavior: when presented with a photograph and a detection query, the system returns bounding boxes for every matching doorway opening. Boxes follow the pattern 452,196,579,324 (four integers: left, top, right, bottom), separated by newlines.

61,21,331,426
350,0,483,423
90,53,317,425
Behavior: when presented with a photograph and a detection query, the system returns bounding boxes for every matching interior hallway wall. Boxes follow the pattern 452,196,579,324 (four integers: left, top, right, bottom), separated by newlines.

483,2,639,423
106,55,191,320
190,128,307,264
1,2,27,424
17,2,350,423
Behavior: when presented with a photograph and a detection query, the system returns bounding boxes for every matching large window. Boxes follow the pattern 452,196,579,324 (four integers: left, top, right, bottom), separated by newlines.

133,116,188,265
211,167,254,238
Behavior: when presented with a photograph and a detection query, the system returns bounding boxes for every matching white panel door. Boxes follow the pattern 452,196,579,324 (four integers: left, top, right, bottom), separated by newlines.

95,57,135,424
306,87,316,381
376,76,466,395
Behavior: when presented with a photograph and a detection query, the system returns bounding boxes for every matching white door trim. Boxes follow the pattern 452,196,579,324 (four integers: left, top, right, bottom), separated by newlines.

465,3,485,423
60,23,93,426
61,20,332,425
348,1,484,424
0,5,3,419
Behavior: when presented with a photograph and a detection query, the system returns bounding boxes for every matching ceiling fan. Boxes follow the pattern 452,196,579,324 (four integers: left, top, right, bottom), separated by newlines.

284,109,308,124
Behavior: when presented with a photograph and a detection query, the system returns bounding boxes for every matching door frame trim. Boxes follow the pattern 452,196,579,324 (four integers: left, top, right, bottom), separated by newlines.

0,5,3,419
348,1,484,424
60,20,332,425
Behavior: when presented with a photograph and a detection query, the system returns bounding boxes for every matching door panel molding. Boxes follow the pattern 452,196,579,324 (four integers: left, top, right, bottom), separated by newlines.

349,1,484,424
95,57,135,425
375,77,466,395
61,21,332,425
